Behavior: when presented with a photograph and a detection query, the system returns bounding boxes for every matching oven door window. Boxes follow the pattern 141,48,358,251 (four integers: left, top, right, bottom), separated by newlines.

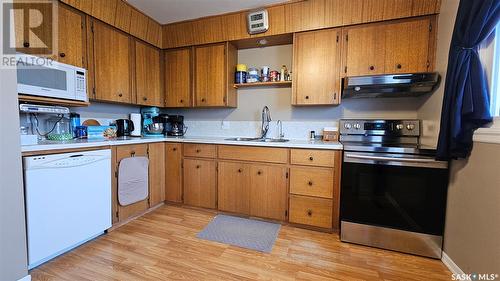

341,162,448,235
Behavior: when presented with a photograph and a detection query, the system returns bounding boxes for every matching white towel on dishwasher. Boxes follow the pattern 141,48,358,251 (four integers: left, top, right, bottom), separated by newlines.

118,156,149,206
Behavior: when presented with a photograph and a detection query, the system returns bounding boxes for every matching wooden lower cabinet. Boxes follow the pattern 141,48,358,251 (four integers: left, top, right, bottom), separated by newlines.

217,161,288,221
289,195,333,228
249,164,288,221
148,143,165,206
165,143,183,202
113,144,149,222
183,158,217,209
289,167,334,199
218,161,251,214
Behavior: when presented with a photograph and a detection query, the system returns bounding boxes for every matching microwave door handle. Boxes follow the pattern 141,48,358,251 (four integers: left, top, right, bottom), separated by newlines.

344,153,448,168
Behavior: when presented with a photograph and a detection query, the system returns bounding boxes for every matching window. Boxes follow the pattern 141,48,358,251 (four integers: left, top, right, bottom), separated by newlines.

490,25,500,116
475,23,500,143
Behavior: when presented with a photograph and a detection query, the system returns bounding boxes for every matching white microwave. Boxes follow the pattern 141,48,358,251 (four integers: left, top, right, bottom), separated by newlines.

16,53,87,102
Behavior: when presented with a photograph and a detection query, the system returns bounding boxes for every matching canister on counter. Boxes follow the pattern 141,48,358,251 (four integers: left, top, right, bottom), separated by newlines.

247,67,259,83
235,71,247,84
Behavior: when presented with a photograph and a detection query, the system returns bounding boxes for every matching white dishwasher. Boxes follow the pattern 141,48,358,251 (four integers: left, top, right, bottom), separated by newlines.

24,149,112,269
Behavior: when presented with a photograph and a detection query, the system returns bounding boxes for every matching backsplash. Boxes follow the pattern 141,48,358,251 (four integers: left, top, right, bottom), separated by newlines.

184,120,337,140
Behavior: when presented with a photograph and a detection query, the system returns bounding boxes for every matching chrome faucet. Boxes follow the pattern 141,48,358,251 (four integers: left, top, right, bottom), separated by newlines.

261,106,271,138
277,120,284,139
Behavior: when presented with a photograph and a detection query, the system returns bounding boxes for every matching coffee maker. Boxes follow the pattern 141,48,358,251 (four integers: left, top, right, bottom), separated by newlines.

166,115,186,136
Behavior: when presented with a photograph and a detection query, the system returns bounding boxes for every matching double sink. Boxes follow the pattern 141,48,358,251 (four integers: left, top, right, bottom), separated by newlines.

225,137,289,143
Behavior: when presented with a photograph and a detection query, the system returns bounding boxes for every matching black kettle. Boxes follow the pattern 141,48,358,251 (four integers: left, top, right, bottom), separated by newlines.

116,119,134,137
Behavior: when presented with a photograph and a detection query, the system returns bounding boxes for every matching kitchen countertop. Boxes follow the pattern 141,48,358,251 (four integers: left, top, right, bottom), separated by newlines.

21,136,343,153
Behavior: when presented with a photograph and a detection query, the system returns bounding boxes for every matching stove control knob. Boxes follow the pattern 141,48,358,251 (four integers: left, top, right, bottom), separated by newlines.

344,123,352,130
353,123,361,130
396,124,404,130
406,124,416,131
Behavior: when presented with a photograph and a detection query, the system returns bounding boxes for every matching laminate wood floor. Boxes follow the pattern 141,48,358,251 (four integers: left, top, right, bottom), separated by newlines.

31,205,451,281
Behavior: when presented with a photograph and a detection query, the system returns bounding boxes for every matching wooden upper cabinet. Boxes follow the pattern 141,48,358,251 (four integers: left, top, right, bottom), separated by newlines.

343,24,386,76
192,17,224,45
221,13,250,41
129,8,149,41
91,20,132,103
114,0,132,33
146,19,162,47
164,48,192,107
57,4,86,68
293,28,341,105
286,0,338,33
61,0,92,14
343,17,433,76
135,40,163,106
194,43,237,107
90,0,117,25
384,17,431,73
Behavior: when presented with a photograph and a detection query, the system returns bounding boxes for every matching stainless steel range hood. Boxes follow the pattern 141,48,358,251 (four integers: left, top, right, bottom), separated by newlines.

342,73,440,99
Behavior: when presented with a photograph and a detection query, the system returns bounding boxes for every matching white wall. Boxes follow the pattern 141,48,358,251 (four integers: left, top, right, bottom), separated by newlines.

417,0,460,147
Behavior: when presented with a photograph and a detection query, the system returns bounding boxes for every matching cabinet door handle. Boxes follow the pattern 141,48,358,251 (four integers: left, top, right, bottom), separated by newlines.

308,181,313,186
201,98,206,102
305,95,309,100
143,97,148,101
180,99,184,103
172,147,177,151
307,209,313,216
118,93,123,97
257,171,262,175
238,169,242,173
396,64,402,69
23,41,30,48
196,149,201,153
196,165,200,169
369,65,375,70
131,151,136,157
309,156,314,161
59,52,66,58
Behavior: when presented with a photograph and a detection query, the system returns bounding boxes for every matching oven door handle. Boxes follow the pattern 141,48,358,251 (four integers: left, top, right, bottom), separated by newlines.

344,153,448,168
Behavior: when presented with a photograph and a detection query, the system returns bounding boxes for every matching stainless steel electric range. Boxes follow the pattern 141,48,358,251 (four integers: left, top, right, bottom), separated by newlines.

339,119,449,259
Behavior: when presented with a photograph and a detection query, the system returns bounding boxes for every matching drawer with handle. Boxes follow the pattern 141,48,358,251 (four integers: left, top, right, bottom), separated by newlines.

290,167,334,198
289,195,333,228
290,149,336,167
183,143,216,158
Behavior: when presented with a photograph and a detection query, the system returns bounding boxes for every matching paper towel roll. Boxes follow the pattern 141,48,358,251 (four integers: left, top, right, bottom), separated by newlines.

130,113,142,137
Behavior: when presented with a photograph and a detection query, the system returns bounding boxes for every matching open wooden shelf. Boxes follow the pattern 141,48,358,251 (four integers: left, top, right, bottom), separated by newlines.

233,81,292,89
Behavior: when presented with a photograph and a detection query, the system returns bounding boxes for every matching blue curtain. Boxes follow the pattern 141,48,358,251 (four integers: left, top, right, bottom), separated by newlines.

436,0,500,160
